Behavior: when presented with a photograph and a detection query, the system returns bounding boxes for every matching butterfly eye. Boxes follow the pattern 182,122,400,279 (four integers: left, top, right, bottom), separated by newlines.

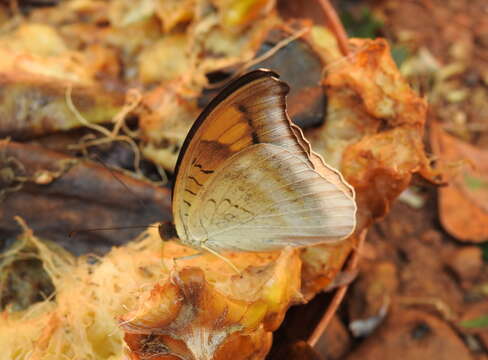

159,221,177,241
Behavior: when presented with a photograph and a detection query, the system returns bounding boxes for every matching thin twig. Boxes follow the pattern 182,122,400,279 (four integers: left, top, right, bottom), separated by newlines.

320,42,369,78
205,27,310,90
307,229,367,347
317,0,350,56
66,86,111,137
111,88,142,138
242,27,310,72
65,86,143,175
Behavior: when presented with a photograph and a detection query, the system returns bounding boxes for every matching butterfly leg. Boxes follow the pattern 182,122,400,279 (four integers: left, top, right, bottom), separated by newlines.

173,252,204,262
200,242,242,277
167,251,203,272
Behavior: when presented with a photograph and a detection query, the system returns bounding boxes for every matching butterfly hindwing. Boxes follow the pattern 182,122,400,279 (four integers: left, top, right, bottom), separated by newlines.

187,143,356,251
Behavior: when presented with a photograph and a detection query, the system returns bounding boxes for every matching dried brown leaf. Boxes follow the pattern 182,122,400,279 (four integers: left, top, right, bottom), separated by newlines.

0,73,123,139
431,124,488,242
0,141,171,254
301,38,435,296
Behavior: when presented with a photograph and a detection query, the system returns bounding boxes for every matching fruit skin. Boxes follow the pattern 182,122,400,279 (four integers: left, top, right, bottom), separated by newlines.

122,244,302,360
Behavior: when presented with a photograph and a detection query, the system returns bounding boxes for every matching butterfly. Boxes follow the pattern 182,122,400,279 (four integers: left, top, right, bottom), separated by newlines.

159,69,356,256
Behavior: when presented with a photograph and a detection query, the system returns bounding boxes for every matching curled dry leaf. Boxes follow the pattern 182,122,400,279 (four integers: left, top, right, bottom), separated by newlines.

431,124,488,242
312,38,433,227
301,37,436,296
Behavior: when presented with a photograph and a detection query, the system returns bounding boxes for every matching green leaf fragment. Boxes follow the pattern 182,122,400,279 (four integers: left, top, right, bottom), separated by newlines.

460,315,488,329
464,174,488,190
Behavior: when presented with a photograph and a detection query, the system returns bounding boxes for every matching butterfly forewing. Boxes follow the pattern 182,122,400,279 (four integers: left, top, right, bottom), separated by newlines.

172,69,356,251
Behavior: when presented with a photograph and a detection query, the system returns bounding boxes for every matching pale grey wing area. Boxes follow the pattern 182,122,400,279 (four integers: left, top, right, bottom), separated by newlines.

186,143,357,252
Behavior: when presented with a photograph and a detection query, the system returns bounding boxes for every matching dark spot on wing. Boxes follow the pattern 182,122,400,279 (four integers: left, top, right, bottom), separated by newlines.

194,163,215,174
185,189,197,195
236,103,259,144
234,204,253,215
237,104,247,113
249,131,259,144
184,200,192,207
188,176,203,186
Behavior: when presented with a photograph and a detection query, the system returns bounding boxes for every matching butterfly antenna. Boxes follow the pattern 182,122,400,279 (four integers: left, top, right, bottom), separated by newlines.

90,154,149,212
201,243,242,277
69,225,158,238
67,154,157,237
170,252,204,272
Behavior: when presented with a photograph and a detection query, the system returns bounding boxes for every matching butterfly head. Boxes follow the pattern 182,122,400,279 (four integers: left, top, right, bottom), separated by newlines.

158,221,178,241
158,221,201,248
